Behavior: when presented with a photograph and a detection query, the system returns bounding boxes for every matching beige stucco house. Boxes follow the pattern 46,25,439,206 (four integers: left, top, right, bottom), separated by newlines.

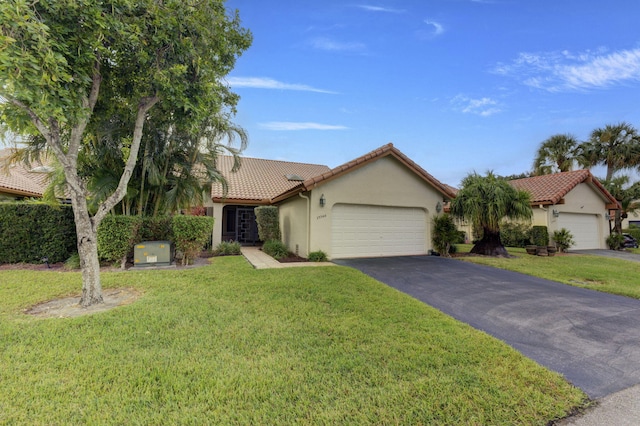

509,170,619,250
0,149,52,201
209,144,456,259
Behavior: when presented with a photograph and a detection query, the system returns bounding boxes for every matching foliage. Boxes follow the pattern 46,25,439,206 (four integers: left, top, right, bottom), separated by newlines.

552,228,575,253
0,203,76,263
606,232,624,250
213,240,242,256
431,214,460,257
140,216,174,242
308,250,328,262
529,226,550,246
499,221,531,248
262,239,289,260
97,215,143,268
602,175,640,234
578,122,640,181
623,227,640,242
0,0,251,306
63,252,81,270
0,259,586,424
172,215,214,265
533,134,579,175
450,172,532,256
255,206,281,242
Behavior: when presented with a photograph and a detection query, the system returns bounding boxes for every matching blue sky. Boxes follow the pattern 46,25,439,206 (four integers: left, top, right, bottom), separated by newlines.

224,0,640,187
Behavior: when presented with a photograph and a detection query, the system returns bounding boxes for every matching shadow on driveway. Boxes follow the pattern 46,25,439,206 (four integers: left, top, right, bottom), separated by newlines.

335,255,640,399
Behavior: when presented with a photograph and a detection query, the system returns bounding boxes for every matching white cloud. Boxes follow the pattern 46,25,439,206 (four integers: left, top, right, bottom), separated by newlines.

452,95,501,116
226,77,337,94
259,122,349,131
310,37,366,53
494,48,640,92
424,19,445,36
356,5,405,13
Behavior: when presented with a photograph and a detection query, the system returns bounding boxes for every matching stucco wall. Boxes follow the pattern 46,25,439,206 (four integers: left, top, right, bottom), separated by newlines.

290,156,446,259
278,195,310,257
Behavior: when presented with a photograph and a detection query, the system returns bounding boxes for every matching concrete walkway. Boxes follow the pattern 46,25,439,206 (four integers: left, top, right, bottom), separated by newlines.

240,246,335,269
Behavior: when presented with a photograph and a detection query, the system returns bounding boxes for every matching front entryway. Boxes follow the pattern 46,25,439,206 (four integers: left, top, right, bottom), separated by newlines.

221,206,260,244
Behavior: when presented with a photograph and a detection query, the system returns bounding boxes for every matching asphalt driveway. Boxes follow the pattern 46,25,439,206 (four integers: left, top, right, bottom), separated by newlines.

334,255,640,399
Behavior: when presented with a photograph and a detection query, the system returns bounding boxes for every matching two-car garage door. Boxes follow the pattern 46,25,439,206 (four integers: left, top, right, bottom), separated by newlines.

331,204,427,259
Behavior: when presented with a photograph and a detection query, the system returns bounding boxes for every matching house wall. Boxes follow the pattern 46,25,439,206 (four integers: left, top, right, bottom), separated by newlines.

210,203,224,246
278,194,309,257
290,156,446,259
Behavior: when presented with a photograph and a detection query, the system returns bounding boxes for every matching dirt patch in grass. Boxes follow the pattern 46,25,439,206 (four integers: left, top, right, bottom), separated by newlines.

25,287,142,319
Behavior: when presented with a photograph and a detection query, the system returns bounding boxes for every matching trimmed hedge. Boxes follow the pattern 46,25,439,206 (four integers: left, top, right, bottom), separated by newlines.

0,203,76,263
172,215,214,265
97,215,143,267
254,206,280,242
529,225,549,246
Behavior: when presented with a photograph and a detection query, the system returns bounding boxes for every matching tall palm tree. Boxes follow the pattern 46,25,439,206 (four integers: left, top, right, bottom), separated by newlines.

578,122,640,181
601,175,640,234
532,133,579,175
450,171,532,256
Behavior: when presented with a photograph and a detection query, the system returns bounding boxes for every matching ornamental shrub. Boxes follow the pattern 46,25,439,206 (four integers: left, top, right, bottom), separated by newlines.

308,250,328,262
499,221,531,248
254,206,280,242
607,232,624,250
172,215,214,265
213,240,242,256
529,226,549,246
431,214,459,257
98,215,143,268
262,239,289,260
552,228,575,253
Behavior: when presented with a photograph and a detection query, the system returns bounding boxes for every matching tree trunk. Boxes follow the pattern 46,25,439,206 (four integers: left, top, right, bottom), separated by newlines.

71,194,104,307
470,229,509,257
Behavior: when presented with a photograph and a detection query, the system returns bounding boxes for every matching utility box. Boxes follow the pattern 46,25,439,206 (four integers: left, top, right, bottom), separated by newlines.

134,241,172,267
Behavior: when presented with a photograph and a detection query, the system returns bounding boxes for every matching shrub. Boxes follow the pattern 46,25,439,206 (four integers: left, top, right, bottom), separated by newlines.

529,226,549,246
213,240,242,256
172,215,214,265
98,215,143,268
499,221,531,248
139,216,173,241
308,250,328,262
607,232,624,250
0,203,76,263
552,228,575,253
262,239,289,260
64,252,81,270
431,214,459,257
254,206,280,242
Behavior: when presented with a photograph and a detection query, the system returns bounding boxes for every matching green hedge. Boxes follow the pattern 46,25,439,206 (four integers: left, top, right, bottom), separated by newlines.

172,215,214,265
254,206,280,242
0,203,76,263
97,215,143,267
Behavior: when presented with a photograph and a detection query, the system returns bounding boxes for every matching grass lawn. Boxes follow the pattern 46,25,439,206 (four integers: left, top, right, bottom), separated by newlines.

456,244,640,299
0,257,585,425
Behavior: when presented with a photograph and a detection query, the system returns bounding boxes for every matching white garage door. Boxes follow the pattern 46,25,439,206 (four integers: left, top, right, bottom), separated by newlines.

557,213,600,250
331,204,427,259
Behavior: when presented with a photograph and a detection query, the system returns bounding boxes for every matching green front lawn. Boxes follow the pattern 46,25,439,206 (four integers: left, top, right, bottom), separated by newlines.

0,257,585,424
456,244,640,299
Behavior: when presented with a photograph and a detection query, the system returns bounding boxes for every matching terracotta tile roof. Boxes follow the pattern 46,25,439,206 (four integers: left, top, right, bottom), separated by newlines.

210,155,331,204
0,149,51,197
509,169,619,208
273,143,456,202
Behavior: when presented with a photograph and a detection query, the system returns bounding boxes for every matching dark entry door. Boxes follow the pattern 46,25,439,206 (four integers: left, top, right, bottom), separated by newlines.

236,207,259,244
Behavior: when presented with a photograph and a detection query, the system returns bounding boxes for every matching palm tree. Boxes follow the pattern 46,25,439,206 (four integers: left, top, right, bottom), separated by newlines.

601,175,640,234
532,133,579,175
578,122,640,181
450,172,532,256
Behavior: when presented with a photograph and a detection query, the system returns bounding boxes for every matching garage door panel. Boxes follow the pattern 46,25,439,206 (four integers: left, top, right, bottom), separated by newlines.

332,204,426,258
557,213,600,250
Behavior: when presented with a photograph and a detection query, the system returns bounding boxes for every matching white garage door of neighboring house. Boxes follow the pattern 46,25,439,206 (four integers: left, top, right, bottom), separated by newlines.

557,213,600,250
331,204,427,259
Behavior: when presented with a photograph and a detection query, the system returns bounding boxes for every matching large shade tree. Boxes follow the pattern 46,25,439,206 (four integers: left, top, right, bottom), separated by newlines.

532,133,579,175
578,122,640,181
0,0,251,306
450,172,532,256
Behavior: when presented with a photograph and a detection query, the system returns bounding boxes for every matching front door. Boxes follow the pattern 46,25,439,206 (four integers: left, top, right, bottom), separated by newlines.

236,207,260,244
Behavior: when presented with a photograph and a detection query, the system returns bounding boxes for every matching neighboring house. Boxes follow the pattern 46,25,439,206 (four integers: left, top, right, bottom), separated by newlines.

0,149,52,201
209,143,456,259
509,170,619,250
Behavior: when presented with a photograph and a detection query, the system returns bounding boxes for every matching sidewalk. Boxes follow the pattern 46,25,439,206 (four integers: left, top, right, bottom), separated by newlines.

240,246,335,269
557,383,640,425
